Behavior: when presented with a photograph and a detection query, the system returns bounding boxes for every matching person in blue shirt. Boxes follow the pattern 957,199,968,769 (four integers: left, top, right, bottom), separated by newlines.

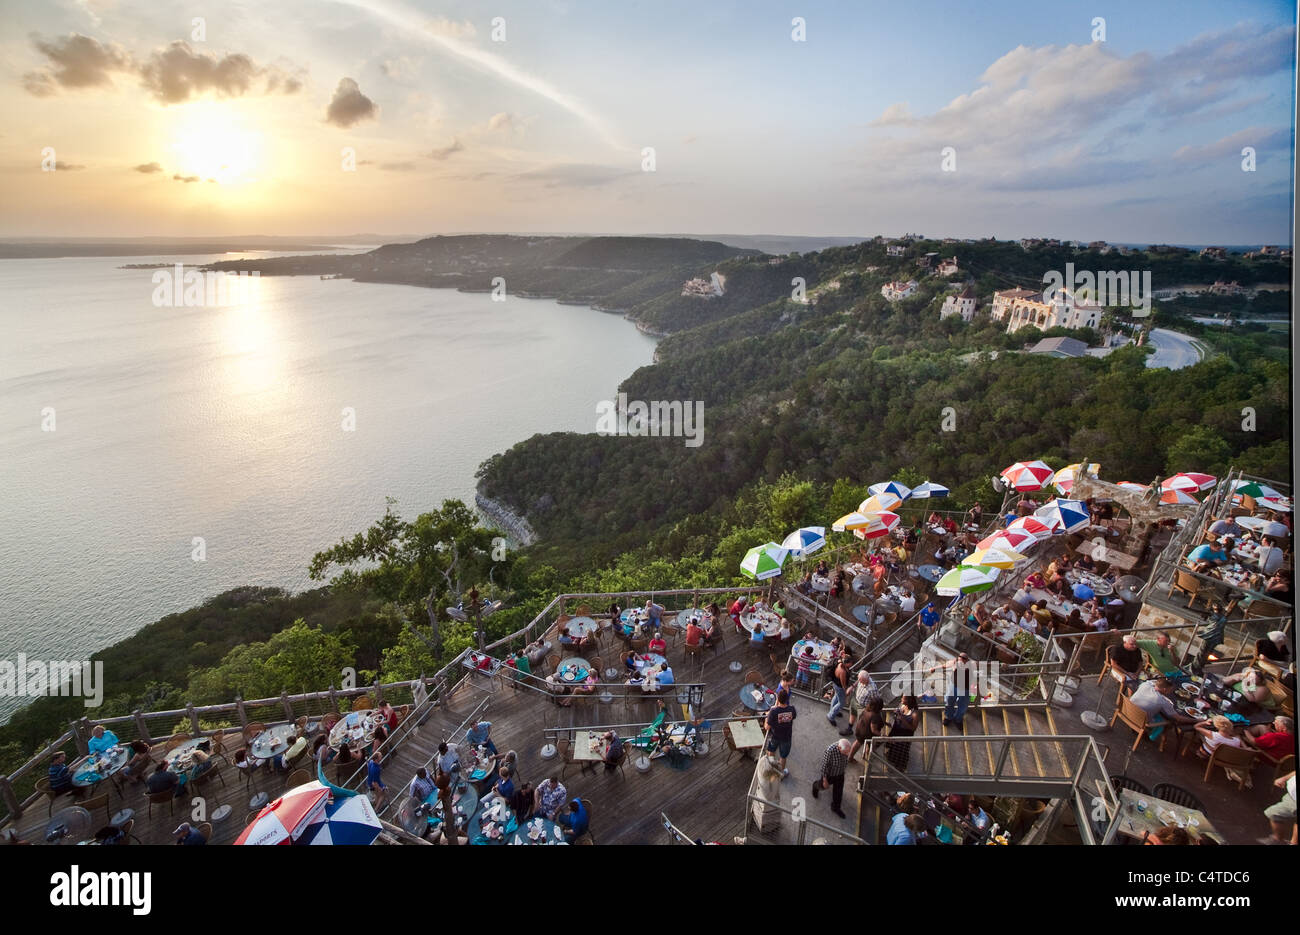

1187,541,1230,573
918,603,940,644
47,751,76,796
494,766,514,801
87,726,119,756
656,665,675,688
559,798,589,841
365,752,387,810
465,720,497,756
886,810,917,845
173,822,207,845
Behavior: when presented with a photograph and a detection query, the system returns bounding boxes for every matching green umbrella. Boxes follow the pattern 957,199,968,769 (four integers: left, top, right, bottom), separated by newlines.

935,564,1001,596
740,542,789,581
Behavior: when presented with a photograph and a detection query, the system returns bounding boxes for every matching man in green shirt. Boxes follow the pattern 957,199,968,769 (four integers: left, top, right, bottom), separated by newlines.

1138,632,1180,675
511,649,532,683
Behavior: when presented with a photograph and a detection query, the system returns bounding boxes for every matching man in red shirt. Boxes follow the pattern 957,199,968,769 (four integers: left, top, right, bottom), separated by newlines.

684,620,705,647
1244,715,1295,760
729,596,749,633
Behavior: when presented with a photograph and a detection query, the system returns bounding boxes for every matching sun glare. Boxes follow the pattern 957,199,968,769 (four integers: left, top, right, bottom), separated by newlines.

170,102,263,184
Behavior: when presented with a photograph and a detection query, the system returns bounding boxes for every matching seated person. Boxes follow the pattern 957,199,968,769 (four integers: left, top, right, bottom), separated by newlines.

1138,632,1180,675
510,781,535,820
898,590,917,614
492,766,514,802
1084,608,1108,631
648,631,667,654
1129,678,1199,727
1075,552,1096,572
749,625,765,647
1243,715,1295,761
1193,715,1244,758
1109,633,1145,688
146,761,181,799
815,559,830,576
1264,572,1294,604
1017,610,1038,635
778,618,792,641
1064,608,1085,631
573,673,599,696
1186,540,1231,573
408,767,435,802
1222,667,1275,706
121,740,153,784
534,776,567,820
1257,631,1291,663
557,626,576,649
600,731,624,772
1209,516,1243,539
273,733,309,771
1023,571,1047,591
623,651,641,676
465,720,497,756
1030,600,1054,632
655,665,676,689
47,751,77,797
1257,537,1286,576
558,798,590,842
684,619,705,648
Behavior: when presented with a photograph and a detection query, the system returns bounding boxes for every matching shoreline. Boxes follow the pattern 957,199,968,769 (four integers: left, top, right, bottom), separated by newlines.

475,493,538,547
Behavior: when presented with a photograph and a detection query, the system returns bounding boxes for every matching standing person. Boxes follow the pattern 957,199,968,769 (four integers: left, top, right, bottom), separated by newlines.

827,654,851,725
47,751,78,797
365,751,387,810
764,689,797,779
436,741,460,777
811,739,853,819
843,670,882,737
885,696,919,772
1262,771,1296,845
918,602,940,644
848,697,886,764
929,653,973,729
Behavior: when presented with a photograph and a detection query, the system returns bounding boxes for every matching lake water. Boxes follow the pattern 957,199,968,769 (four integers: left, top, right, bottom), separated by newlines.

0,253,658,721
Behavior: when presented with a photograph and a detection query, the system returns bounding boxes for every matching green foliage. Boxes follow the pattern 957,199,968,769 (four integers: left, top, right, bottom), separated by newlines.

186,619,358,702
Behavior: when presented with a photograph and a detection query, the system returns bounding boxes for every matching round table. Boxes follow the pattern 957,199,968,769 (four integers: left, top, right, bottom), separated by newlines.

250,724,298,762
739,682,778,712
565,616,599,638
1235,516,1270,532
420,779,478,832
328,712,381,751
165,737,209,772
741,612,782,637
917,564,944,583
110,808,134,827
462,745,498,783
810,575,832,593
852,605,874,624
467,795,517,845
510,815,564,845
555,658,593,684
676,608,708,628
72,746,130,787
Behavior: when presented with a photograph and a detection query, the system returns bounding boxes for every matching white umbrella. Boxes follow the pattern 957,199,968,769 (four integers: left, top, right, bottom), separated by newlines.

781,527,826,557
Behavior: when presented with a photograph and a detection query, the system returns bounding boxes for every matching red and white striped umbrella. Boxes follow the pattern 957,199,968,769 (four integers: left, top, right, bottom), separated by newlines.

977,529,1038,552
1161,472,1216,493
1114,481,1148,493
1001,461,1055,491
852,510,901,539
1007,516,1054,541
1158,488,1199,506
234,782,332,846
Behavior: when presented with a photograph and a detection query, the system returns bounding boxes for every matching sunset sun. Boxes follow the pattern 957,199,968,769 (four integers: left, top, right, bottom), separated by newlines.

169,103,262,184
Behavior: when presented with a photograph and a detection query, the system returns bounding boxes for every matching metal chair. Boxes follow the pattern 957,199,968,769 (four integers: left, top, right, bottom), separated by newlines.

1151,782,1206,813
1107,774,1150,796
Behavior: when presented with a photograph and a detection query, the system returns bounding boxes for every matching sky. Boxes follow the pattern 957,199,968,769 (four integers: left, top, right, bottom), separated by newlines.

0,0,1296,243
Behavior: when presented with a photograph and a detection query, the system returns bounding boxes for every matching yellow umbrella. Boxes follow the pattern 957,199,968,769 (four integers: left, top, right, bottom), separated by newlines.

1053,462,1101,494
961,547,1029,569
832,511,873,532
859,493,903,514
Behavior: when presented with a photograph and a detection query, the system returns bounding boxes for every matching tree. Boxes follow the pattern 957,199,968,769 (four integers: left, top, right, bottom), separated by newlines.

309,498,499,656
1164,425,1232,476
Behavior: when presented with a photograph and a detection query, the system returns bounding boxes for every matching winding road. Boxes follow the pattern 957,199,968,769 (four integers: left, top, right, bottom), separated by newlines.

1145,328,1204,370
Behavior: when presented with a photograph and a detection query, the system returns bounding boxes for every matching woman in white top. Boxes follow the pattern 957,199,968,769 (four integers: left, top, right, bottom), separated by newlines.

1195,715,1244,758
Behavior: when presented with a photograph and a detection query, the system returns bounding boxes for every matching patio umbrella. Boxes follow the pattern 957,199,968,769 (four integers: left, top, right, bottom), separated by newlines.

1052,462,1100,494
1072,582,1095,601
781,526,826,557
1232,480,1282,500
1034,499,1091,533
935,564,1001,596
296,790,382,845
859,492,904,514
961,547,1028,569
832,511,873,531
1263,521,1290,538
1000,461,1055,491
235,782,332,845
852,511,901,539
1006,516,1054,541
1114,481,1148,493
908,481,950,499
1158,488,1199,505
1258,496,1292,514
977,530,1038,552
740,542,789,580
868,481,912,501
1161,472,1216,493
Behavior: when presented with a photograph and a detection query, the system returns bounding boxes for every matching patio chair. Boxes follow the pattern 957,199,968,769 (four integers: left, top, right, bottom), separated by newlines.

1168,570,1209,609
1151,783,1206,814
321,712,339,733
193,759,227,791
626,711,669,750
284,768,311,792
119,818,143,845
36,777,80,816
1268,753,1294,783
351,695,373,712
661,623,681,648
683,641,704,672
196,821,213,843
1107,774,1150,796
81,791,110,824
162,732,192,753
1109,694,1169,753
546,653,561,675
609,745,628,780
556,738,573,779
743,669,764,688
1200,744,1259,790
242,722,266,746
146,788,176,819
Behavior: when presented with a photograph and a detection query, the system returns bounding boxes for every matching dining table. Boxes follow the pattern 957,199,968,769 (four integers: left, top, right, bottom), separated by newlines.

741,610,783,637
327,711,382,752
71,746,130,788
1112,788,1225,844
789,637,836,672
555,657,593,684
810,575,832,593
739,682,778,712
916,564,945,584
250,723,299,764
564,616,599,638
510,815,565,845
1067,570,1114,597
727,718,766,758
164,737,210,773
467,795,519,845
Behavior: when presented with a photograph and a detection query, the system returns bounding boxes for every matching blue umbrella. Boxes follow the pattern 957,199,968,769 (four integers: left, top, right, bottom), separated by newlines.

909,481,950,499
1072,582,1094,601
781,526,827,558
868,481,912,501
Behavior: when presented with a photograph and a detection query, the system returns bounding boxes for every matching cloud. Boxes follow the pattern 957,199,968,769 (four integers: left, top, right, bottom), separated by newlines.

486,112,515,132
513,163,639,188
378,161,418,171
1172,126,1291,164
53,161,86,170
22,33,130,96
133,161,163,173
380,56,416,81
139,41,301,104
424,17,476,38
173,173,200,182
427,138,464,160
22,34,303,104
325,77,378,128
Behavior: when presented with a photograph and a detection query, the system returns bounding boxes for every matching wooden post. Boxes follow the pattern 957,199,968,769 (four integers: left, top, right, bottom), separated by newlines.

132,709,153,745
373,679,383,706
280,692,294,723
0,775,22,820
186,702,201,736
71,718,90,756
327,685,340,714
234,695,248,727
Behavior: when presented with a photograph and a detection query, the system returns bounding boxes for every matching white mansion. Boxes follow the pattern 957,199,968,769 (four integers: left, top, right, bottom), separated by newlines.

939,284,978,321
991,287,1103,333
